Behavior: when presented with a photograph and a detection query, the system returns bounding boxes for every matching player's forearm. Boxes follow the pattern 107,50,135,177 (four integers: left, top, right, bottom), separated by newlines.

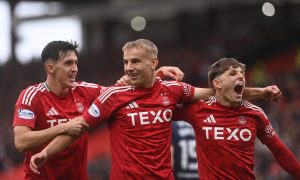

274,146,300,178
243,87,263,100
14,124,66,152
193,88,214,101
268,139,300,178
41,135,76,159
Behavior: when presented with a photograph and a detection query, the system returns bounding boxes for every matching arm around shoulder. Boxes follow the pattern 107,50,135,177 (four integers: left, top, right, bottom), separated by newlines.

193,88,214,101
243,85,282,102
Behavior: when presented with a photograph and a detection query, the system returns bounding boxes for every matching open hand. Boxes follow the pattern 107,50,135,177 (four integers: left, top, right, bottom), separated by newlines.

29,151,48,174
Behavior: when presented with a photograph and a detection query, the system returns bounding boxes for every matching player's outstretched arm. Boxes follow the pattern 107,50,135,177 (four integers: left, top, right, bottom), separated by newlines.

193,88,214,101
266,138,300,178
193,85,282,101
14,119,89,153
243,85,282,102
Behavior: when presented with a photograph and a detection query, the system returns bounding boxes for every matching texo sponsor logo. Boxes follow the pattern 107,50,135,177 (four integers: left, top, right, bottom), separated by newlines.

202,127,252,141
128,109,172,126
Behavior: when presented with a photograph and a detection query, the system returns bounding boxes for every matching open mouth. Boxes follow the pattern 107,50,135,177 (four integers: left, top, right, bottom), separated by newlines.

234,83,244,95
128,73,138,79
68,75,76,82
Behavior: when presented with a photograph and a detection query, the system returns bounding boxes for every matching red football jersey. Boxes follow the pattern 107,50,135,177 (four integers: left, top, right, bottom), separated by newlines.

83,79,195,179
174,96,280,180
13,82,102,180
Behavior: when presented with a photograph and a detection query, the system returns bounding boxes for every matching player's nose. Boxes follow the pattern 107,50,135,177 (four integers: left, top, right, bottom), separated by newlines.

72,64,78,72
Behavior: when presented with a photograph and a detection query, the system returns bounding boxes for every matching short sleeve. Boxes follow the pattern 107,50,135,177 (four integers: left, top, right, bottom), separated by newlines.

13,87,38,128
83,86,130,127
173,102,198,124
178,82,195,103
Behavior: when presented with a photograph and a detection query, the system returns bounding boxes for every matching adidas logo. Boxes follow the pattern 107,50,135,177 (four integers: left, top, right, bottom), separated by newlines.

203,114,216,123
126,101,139,109
46,107,59,116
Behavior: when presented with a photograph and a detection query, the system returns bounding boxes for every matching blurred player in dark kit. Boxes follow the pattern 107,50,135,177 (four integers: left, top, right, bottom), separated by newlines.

172,121,199,180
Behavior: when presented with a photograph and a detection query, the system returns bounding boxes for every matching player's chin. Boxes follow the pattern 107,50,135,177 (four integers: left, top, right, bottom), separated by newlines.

232,93,243,103
232,97,242,105
66,81,76,88
131,80,143,88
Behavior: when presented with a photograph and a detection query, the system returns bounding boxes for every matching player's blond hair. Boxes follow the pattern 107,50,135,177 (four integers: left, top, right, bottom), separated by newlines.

122,39,158,59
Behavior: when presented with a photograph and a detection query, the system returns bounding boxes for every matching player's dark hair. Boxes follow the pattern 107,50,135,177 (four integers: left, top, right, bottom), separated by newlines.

208,58,245,88
41,40,79,64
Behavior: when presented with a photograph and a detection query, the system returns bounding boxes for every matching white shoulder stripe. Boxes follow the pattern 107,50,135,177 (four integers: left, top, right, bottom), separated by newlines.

74,84,98,88
161,81,181,86
27,85,45,106
74,82,99,89
22,86,35,104
22,84,44,106
164,83,181,87
98,86,132,103
205,96,216,105
243,101,268,119
23,84,43,105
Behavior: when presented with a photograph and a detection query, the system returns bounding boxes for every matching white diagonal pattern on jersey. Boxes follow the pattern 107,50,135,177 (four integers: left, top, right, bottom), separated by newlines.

22,86,35,105
209,114,216,123
128,103,135,108
243,101,268,119
98,86,132,103
28,85,45,106
46,107,59,116
126,101,139,109
73,82,99,89
22,83,45,106
203,114,216,123
131,101,139,108
161,81,181,86
206,96,216,105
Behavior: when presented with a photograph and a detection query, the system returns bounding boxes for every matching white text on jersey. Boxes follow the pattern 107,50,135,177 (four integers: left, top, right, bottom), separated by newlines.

128,109,172,126
47,118,68,127
202,127,252,141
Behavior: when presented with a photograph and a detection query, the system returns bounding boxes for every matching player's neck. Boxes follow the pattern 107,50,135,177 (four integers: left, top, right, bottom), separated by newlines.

133,75,156,89
215,92,240,107
45,79,69,97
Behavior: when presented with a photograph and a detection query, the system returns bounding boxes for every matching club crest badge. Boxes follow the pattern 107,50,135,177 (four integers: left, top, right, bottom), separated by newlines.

76,102,85,113
161,96,170,106
239,116,247,125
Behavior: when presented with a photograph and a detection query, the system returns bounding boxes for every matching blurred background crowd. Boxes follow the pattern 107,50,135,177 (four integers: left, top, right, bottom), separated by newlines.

0,0,300,179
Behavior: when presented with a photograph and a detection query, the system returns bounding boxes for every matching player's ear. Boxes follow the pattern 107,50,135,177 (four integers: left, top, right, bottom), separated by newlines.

212,79,222,89
152,58,159,70
45,61,56,74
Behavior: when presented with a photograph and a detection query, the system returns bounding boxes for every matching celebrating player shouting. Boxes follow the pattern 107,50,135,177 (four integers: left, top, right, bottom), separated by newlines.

175,58,300,179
